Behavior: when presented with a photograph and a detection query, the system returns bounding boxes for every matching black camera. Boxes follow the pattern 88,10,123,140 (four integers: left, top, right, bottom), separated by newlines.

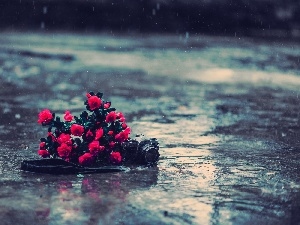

121,138,160,166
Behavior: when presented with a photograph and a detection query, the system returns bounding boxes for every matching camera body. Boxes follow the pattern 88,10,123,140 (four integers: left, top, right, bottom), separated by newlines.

121,138,160,166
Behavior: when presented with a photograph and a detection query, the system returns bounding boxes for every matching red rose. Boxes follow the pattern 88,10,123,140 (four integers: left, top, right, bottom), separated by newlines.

88,141,105,155
38,150,50,158
115,127,130,143
108,130,114,135
86,129,94,139
86,93,92,98
116,112,125,122
124,127,131,134
38,109,53,124
39,142,46,149
79,153,93,166
121,123,127,129
48,132,56,142
57,143,72,158
110,152,122,164
105,111,117,123
116,112,124,119
70,124,84,136
88,96,102,110
115,132,125,142
109,141,115,148
64,110,73,122
57,133,72,145
95,128,103,140
104,102,111,109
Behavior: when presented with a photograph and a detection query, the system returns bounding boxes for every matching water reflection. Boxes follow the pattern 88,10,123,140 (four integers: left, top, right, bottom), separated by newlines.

48,178,124,225
6,169,155,225
122,146,221,224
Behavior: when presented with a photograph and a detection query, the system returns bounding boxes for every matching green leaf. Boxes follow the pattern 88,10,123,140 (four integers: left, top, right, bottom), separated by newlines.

74,116,82,124
48,126,52,132
96,92,103,98
107,108,116,112
80,111,88,119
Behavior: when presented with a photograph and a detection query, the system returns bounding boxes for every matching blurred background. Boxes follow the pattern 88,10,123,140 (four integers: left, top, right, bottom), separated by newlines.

1,0,300,38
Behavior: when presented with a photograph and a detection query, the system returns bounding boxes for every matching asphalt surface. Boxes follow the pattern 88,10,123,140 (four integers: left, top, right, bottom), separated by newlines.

0,32,299,225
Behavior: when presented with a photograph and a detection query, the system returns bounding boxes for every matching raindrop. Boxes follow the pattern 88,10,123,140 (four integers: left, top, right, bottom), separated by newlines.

15,114,21,119
43,6,47,14
20,144,29,150
156,3,160,10
3,108,11,114
185,32,189,39
152,9,156,16
41,22,45,29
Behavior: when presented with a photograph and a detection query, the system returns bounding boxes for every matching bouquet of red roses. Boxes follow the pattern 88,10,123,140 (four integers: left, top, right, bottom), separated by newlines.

37,91,136,167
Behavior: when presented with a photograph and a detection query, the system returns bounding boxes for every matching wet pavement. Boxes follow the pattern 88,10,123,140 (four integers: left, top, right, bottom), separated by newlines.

0,31,300,225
